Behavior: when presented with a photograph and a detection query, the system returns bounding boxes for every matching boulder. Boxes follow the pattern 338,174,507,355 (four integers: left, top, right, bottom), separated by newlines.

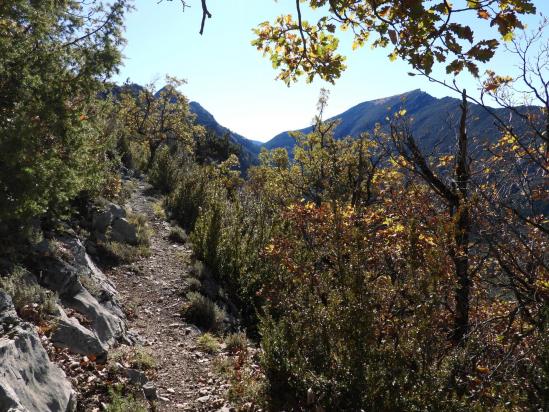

91,210,112,234
84,254,124,319
107,202,126,220
0,290,18,327
0,291,76,412
50,306,107,361
36,257,82,299
91,201,125,235
110,218,138,245
66,288,125,348
32,236,126,349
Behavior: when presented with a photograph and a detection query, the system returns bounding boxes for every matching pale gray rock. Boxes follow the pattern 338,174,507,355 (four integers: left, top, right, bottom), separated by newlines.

91,201,126,235
84,254,124,319
107,202,126,220
50,305,107,360
0,291,76,412
66,287,124,348
37,254,81,298
36,236,127,348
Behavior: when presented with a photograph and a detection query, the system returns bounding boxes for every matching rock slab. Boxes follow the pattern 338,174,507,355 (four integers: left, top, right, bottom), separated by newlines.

0,291,76,412
110,218,138,245
35,236,127,351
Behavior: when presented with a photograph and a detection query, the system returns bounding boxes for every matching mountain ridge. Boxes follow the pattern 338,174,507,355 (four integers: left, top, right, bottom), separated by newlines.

189,101,263,154
110,85,538,165
262,89,531,154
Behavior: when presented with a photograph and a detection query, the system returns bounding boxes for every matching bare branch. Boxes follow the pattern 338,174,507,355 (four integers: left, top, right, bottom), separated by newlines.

199,0,212,35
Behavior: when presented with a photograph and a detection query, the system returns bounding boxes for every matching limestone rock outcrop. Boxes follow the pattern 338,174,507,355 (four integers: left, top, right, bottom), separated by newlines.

0,291,76,412
34,236,127,352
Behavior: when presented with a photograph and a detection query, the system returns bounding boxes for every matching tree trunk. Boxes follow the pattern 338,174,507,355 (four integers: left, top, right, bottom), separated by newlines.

451,89,471,344
147,139,162,171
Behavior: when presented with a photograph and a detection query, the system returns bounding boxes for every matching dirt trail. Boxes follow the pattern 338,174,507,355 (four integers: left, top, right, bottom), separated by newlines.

108,180,230,411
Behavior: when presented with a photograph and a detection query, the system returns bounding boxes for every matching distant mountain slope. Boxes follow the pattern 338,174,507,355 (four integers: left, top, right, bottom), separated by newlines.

189,101,262,156
264,89,527,153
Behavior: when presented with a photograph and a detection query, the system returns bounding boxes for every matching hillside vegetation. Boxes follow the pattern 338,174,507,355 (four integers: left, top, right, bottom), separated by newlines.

1,1,547,411
148,88,548,410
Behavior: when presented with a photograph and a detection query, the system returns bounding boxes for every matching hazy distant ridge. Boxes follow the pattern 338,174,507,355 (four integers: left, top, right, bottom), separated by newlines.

263,89,528,153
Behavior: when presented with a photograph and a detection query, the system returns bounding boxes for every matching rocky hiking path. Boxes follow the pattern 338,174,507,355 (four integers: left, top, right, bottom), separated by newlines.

108,180,231,412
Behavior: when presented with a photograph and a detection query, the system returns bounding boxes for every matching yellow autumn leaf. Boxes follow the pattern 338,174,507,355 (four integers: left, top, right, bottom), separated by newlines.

419,234,437,246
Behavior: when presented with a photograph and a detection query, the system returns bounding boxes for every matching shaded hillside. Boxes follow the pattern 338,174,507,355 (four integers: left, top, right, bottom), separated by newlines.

107,83,260,169
189,102,262,152
189,101,261,169
264,89,531,154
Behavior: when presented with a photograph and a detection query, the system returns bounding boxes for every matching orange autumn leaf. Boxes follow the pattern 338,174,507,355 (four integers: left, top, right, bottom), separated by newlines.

478,10,490,20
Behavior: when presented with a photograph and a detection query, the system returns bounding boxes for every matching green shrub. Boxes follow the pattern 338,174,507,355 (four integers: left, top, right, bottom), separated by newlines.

106,385,148,412
212,356,234,376
166,164,215,231
168,226,188,243
181,292,225,332
0,267,57,320
227,376,266,409
190,200,223,275
0,2,125,224
130,347,156,370
147,145,184,194
197,332,220,354
189,188,276,328
211,352,267,409
188,261,205,278
118,137,150,173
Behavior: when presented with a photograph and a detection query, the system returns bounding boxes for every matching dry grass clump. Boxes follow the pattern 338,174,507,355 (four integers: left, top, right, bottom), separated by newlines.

99,241,150,263
152,199,166,220
106,385,148,412
126,212,152,246
186,277,202,292
109,346,156,371
0,267,57,321
168,226,187,243
197,332,221,354
181,291,225,332
225,332,248,354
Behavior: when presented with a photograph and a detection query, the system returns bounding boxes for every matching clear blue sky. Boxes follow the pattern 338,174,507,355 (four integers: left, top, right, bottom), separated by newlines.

114,1,548,142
